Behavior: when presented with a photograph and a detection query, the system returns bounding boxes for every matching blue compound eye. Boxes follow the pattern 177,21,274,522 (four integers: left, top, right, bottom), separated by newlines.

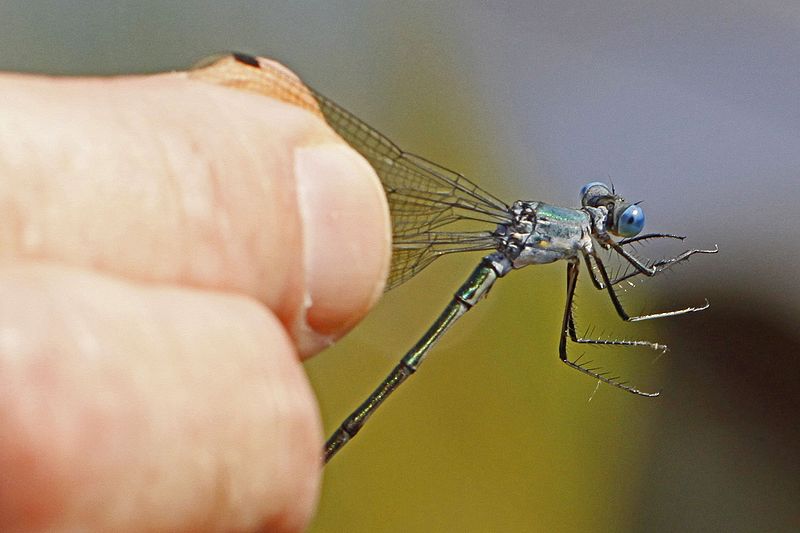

615,204,645,237
580,182,612,206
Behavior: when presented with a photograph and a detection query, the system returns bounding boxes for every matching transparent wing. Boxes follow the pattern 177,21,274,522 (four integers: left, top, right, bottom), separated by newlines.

191,53,510,289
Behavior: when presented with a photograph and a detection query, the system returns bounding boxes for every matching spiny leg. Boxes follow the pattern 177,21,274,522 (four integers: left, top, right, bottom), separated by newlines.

590,252,709,322
609,245,718,286
618,232,686,246
589,234,717,288
601,233,718,280
567,278,667,353
559,261,659,397
583,234,685,290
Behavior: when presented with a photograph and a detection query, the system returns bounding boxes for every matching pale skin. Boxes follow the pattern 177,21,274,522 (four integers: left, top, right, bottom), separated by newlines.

0,64,392,532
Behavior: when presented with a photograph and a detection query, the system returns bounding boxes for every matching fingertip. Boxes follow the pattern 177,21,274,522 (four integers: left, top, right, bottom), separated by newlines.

293,143,391,357
0,66,392,362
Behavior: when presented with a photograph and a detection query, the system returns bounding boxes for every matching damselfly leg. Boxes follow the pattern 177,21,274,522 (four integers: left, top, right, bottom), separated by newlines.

560,241,718,396
559,261,662,397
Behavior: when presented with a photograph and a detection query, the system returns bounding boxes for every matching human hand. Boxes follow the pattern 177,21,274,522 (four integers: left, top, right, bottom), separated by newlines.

0,59,391,532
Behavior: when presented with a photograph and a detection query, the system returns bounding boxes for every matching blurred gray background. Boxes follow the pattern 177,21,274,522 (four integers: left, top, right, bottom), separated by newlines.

2,1,797,531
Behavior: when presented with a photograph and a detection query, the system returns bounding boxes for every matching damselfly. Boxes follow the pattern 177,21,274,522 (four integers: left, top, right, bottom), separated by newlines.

190,53,718,463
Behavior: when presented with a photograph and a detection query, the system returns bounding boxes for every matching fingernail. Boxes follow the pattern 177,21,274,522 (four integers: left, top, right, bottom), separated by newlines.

294,144,390,352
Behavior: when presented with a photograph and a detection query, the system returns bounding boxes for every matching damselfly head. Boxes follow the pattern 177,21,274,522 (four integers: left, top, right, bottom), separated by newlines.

580,182,645,238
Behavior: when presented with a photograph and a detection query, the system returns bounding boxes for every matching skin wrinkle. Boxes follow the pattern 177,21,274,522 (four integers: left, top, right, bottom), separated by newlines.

255,129,302,342
229,111,292,301
180,143,222,284
147,85,219,286
159,131,191,284
205,83,296,300
194,114,244,285
157,86,207,247
293,146,316,355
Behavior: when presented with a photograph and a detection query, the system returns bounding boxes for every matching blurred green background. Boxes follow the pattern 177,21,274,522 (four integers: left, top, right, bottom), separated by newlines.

2,1,797,531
